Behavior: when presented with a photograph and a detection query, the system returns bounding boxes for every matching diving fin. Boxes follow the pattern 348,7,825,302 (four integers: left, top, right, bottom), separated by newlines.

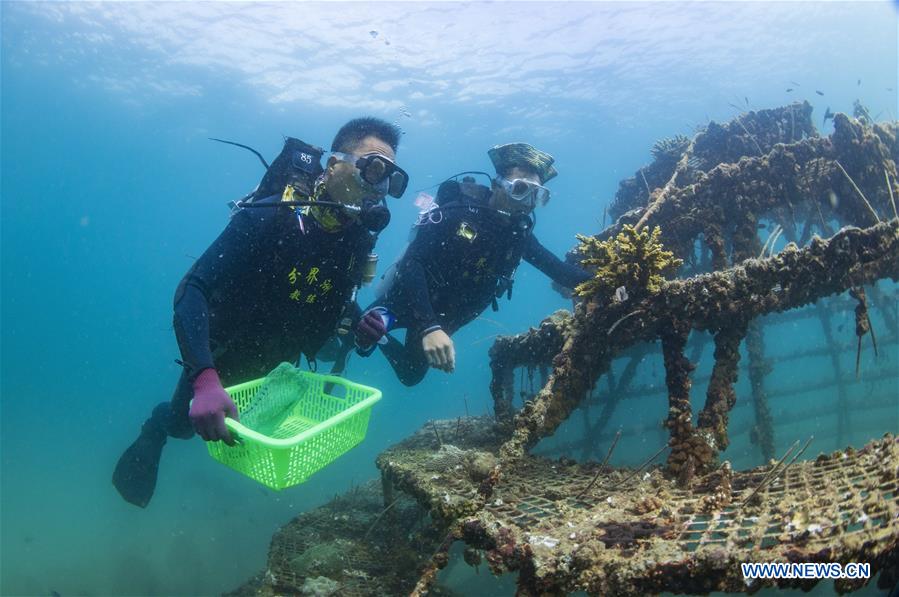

112,417,168,508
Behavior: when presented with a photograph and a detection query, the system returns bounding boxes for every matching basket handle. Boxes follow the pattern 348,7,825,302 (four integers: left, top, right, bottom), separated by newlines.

224,417,247,445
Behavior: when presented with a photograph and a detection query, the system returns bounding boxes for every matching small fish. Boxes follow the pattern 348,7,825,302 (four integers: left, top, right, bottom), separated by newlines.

786,88,793,93
790,80,801,86
744,96,750,105
815,90,824,96
823,106,835,124
857,78,861,86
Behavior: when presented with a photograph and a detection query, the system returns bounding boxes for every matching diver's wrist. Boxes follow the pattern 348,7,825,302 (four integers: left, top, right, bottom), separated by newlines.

420,324,443,338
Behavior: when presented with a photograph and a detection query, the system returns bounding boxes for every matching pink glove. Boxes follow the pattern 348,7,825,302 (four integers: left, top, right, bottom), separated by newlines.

355,309,388,349
189,369,239,446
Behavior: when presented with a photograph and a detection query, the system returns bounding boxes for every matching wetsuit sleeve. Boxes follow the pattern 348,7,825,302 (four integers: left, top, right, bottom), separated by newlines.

173,282,215,376
522,234,591,289
173,210,260,378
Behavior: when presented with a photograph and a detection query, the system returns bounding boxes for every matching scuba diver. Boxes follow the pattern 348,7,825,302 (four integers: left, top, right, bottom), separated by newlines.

353,142,589,386
112,117,406,508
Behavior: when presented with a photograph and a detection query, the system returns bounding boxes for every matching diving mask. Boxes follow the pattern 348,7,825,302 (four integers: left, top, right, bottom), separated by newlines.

498,177,550,206
332,151,409,199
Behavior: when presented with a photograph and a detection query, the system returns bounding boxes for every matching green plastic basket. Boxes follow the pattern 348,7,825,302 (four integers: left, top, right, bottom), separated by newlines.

206,367,382,490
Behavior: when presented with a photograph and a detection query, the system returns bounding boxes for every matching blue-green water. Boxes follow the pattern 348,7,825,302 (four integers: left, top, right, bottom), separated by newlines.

1,2,897,596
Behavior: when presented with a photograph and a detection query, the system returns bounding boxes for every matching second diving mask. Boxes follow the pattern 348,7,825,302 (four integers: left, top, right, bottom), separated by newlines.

498,177,550,206
332,151,409,199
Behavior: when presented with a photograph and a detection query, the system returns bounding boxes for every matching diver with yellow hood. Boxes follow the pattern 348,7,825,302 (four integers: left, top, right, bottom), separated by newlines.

352,143,588,385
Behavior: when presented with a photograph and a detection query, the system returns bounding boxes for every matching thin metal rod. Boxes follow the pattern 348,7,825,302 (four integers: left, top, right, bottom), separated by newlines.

606,442,670,492
607,310,644,337
575,429,622,499
774,436,814,486
870,319,879,357
741,436,814,507
739,439,800,507
885,169,898,220
640,168,652,196
835,160,881,223
599,429,623,469
363,496,401,541
856,334,863,380
767,227,784,257
430,420,443,448
736,116,765,155
759,224,782,258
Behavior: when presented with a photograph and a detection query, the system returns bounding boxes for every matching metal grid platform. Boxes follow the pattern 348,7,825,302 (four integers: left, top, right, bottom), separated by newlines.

378,419,898,595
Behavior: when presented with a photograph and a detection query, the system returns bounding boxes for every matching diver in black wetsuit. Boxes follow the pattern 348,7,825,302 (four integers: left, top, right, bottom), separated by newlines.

112,117,407,508
353,143,589,386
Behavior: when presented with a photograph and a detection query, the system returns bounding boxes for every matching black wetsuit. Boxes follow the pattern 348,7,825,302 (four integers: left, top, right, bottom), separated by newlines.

161,195,373,437
369,183,588,386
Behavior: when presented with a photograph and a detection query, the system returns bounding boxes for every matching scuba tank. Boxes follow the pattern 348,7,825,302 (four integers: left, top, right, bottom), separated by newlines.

223,136,325,212
252,137,324,200
437,175,492,205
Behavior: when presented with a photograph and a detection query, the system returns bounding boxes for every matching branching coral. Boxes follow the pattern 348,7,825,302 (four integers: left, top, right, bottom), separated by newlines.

574,225,683,299
651,134,690,161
